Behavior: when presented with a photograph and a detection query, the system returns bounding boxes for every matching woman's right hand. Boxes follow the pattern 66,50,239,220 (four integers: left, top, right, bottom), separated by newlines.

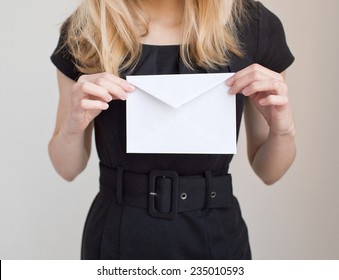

65,72,135,134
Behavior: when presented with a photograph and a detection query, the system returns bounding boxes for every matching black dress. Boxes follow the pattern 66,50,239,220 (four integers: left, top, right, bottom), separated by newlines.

51,2,294,259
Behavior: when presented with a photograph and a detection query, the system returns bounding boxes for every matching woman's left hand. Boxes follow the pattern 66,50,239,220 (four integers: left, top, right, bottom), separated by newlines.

226,63,295,135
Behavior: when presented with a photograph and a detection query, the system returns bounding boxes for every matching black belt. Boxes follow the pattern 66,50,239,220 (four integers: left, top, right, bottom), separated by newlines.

99,163,234,220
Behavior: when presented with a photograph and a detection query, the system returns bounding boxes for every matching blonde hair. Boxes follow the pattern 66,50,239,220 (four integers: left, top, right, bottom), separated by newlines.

64,0,249,76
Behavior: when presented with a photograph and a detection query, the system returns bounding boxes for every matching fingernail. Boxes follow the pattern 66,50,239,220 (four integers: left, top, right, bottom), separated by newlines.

226,77,234,86
127,85,135,92
107,95,113,102
103,103,109,110
229,88,235,95
121,93,128,100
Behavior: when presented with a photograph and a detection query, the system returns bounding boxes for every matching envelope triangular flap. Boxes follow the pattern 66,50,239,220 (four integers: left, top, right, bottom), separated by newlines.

127,73,232,109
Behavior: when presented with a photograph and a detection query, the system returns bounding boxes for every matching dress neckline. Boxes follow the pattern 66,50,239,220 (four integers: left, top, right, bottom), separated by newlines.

141,43,180,49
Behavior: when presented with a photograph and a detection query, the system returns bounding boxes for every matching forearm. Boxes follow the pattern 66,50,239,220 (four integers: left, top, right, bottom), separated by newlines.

48,126,89,182
250,128,296,185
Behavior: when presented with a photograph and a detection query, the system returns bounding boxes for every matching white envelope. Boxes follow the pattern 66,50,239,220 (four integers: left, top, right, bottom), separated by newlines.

126,73,236,154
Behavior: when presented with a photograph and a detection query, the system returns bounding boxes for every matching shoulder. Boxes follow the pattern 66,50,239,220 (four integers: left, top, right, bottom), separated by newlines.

50,17,82,81
237,1,294,73
241,1,283,28
239,1,285,50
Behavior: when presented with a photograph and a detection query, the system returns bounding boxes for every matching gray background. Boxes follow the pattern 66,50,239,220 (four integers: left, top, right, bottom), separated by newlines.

0,0,338,259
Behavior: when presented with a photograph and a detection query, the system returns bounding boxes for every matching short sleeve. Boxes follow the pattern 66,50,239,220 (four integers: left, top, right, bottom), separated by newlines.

50,22,82,81
257,2,295,73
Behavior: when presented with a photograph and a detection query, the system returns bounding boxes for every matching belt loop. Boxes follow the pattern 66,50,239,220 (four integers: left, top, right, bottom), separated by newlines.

204,170,212,209
116,166,124,206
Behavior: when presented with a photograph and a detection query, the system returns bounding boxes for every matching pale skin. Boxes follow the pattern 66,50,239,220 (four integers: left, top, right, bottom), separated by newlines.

49,0,296,184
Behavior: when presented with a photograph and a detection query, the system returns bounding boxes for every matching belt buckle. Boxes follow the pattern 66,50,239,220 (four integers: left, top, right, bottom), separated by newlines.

148,170,179,220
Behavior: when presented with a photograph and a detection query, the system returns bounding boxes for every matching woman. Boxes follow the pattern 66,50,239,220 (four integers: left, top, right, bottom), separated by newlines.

49,0,296,259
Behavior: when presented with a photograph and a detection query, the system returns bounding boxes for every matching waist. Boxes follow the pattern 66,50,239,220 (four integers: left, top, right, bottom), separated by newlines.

99,163,234,220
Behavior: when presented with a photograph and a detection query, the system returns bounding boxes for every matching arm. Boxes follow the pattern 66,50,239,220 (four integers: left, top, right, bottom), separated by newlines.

227,64,296,185
48,71,92,181
243,74,296,185
48,70,135,181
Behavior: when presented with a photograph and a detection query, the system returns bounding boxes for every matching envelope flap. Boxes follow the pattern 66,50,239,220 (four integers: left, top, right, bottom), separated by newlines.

127,73,233,109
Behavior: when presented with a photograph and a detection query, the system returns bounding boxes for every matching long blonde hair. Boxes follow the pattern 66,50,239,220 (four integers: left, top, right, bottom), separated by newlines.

64,0,249,76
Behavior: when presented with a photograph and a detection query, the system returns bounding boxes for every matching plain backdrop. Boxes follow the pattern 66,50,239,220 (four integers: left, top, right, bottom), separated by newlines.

0,0,338,259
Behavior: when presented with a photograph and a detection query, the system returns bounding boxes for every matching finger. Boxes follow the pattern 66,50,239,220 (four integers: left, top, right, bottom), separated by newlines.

75,82,113,102
80,99,109,110
242,79,288,97
226,64,284,91
93,76,134,100
109,75,136,93
237,64,283,82
80,72,135,93
105,83,131,100
259,95,289,106
228,70,272,95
